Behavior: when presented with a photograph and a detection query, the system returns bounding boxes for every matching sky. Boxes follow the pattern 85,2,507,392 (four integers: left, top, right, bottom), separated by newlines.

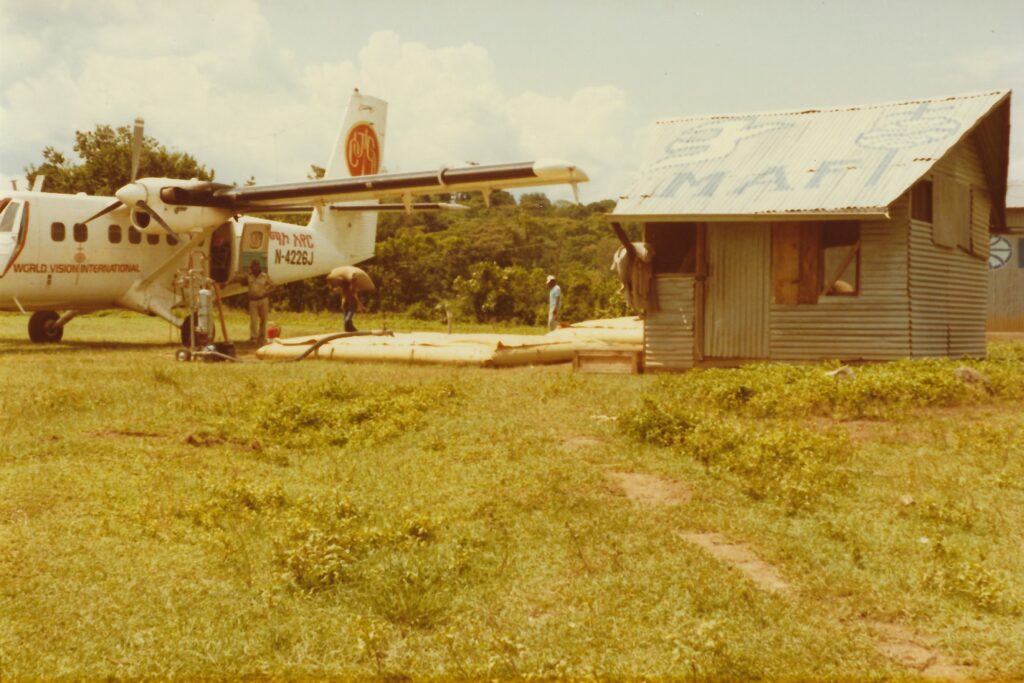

1,0,1022,203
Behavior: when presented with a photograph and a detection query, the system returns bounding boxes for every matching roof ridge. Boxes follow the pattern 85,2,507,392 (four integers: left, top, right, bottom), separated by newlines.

655,90,1010,125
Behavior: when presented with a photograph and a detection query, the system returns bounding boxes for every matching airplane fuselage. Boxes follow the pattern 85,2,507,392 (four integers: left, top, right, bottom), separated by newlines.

0,189,348,323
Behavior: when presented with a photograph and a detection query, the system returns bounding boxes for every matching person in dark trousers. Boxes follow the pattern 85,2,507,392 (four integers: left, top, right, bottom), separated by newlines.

334,279,362,332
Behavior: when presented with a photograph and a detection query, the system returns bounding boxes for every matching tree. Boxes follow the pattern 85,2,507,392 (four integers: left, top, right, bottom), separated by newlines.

519,192,552,211
25,124,213,196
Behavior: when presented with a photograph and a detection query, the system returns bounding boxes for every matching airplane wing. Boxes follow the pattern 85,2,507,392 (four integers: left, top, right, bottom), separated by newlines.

158,160,587,211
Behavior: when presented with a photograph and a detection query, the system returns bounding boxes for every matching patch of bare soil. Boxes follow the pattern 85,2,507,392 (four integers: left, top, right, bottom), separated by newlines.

674,528,976,677
606,471,690,507
676,531,790,592
866,620,975,680
91,429,163,438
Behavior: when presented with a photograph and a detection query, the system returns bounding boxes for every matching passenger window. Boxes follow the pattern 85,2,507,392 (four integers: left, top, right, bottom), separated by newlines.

52,222,66,242
128,227,142,244
0,201,20,232
166,234,179,246
146,232,159,245
73,223,88,242
108,225,122,244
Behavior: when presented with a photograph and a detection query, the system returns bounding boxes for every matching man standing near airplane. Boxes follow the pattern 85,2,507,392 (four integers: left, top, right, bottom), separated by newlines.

232,259,275,344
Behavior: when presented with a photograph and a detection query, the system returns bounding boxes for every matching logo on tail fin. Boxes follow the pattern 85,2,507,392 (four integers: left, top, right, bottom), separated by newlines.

346,123,380,176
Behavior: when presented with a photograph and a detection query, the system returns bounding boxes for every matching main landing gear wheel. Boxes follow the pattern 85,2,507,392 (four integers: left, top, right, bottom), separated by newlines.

179,314,206,347
175,349,192,362
28,311,63,343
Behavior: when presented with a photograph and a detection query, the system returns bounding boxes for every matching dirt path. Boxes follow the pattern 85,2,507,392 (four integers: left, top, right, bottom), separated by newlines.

605,469,979,679
676,531,790,592
606,471,690,507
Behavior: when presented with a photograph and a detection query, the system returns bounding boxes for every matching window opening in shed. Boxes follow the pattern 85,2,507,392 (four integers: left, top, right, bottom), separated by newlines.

773,221,861,303
645,222,697,274
911,180,933,223
821,222,860,296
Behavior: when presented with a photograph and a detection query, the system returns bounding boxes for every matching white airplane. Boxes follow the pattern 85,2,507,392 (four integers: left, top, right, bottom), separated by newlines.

0,90,588,344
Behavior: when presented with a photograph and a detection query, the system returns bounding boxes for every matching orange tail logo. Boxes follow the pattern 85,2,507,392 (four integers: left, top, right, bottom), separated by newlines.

346,123,380,176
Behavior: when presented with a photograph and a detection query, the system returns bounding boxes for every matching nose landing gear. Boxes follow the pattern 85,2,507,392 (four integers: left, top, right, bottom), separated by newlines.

28,310,78,343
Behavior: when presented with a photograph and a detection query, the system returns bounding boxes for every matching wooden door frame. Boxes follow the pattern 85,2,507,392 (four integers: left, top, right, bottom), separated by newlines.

694,223,707,362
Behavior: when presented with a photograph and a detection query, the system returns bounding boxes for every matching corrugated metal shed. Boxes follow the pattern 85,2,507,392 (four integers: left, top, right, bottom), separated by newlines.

615,91,1010,222
989,181,1024,331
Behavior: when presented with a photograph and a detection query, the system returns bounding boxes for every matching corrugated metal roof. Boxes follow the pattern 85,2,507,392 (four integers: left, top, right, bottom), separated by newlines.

1008,181,1024,208
614,91,1010,220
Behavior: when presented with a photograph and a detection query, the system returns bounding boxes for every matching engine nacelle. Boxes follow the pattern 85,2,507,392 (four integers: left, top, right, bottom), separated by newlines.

116,178,234,234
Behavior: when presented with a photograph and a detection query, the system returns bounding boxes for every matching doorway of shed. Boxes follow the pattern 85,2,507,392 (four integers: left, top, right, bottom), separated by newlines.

703,224,770,359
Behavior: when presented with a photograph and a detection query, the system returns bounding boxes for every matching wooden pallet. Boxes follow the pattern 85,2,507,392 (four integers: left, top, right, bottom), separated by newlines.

573,349,643,374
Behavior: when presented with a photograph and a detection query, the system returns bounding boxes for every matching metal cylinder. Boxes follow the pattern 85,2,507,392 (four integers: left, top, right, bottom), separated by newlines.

197,287,213,336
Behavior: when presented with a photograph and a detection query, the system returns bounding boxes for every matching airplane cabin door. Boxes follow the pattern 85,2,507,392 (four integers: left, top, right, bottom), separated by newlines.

0,200,27,276
239,222,270,274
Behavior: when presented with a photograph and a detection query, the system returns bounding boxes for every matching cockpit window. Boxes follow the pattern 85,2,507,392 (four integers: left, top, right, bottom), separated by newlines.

0,201,21,233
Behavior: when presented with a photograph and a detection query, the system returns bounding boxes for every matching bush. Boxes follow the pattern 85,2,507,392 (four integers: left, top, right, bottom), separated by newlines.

248,378,458,448
620,405,850,512
635,354,1024,421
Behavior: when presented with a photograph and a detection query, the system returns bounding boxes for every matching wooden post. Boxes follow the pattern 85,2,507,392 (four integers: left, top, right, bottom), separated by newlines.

611,222,637,259
694,223,707,362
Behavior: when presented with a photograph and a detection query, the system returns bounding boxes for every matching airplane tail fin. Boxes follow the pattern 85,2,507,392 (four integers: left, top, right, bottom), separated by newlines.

308,89,388,264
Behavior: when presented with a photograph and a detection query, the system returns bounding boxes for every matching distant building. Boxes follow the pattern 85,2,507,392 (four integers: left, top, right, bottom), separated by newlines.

611,91,1011,371
988,181,1024,332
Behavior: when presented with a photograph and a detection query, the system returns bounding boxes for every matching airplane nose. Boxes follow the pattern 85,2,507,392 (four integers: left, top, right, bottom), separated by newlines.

116,181,147,207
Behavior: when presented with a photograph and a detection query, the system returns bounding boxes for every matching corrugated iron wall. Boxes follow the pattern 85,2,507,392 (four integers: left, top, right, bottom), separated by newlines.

987,210,1024,331
909,135,989,357
770,200,912,361
704,223,770,358
644,274,694,371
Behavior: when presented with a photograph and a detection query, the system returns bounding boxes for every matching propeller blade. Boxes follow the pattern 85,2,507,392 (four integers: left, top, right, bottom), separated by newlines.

137,200,175,236
81,200,124,225
130,117,144,182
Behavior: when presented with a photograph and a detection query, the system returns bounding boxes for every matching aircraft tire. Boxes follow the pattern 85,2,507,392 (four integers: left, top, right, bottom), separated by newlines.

180,313,214,347
28,311,63,343
180,314,196,347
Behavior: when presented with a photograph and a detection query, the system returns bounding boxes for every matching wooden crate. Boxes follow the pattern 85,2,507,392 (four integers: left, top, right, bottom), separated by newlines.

573,349,643,374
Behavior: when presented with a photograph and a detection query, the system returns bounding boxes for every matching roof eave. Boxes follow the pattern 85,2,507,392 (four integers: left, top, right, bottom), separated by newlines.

609,209,891,223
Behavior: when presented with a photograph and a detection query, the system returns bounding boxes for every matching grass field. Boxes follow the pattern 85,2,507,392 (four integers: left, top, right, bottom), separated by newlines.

1,310,1023,679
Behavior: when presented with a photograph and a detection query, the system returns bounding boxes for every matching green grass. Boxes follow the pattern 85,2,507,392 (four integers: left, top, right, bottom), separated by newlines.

1,311,1022,678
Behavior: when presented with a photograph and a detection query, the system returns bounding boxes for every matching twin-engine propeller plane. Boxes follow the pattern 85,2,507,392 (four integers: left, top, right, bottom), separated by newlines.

0,90,588,344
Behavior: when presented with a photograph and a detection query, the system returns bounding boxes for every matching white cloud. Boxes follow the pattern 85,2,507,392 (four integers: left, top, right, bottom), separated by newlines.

0,6,633,200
